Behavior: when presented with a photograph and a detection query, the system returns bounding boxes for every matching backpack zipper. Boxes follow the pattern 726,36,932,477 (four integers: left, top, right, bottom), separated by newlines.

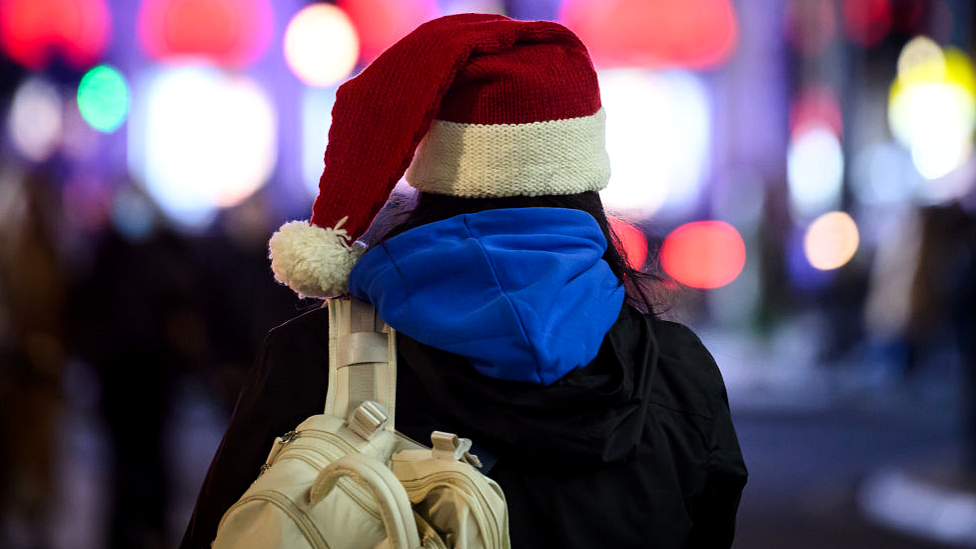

259,430,303,475
414,510,449,549
293,429,359,453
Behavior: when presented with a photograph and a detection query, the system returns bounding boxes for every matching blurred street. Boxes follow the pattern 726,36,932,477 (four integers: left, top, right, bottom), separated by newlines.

733,391,962,549
712,324,970,549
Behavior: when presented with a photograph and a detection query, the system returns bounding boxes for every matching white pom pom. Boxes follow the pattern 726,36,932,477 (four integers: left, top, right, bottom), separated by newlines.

268,218,366,298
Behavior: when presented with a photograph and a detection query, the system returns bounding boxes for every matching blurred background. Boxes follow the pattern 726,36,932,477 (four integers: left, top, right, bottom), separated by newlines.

0,0,974,548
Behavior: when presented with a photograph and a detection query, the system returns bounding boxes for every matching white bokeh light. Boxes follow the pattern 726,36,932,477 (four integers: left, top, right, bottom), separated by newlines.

598,69,711,218
897,36,945,79
890,82,975,180
787,126,844,219
889,43,976,186
284,3,359,87
7,78,63,162
128,66,277,228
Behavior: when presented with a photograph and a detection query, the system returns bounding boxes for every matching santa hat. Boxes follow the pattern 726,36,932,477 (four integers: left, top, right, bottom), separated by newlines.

269,13,610,298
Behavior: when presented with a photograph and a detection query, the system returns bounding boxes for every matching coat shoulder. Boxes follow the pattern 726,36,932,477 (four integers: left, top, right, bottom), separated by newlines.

649,318,731,420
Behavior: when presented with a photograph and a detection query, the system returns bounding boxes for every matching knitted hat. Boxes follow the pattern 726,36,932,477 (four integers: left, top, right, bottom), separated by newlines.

269,13,610,298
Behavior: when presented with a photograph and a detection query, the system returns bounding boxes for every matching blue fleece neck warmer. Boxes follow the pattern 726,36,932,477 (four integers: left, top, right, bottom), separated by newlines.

348,207,625,385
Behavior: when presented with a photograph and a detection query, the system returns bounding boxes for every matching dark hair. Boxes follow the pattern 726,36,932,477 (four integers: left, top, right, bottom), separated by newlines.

367,190,663,315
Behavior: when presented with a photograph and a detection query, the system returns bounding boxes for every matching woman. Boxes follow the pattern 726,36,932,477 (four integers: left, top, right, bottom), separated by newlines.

182,13,746,548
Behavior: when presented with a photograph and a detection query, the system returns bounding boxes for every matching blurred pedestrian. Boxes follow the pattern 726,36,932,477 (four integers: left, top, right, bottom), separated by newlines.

0,171,66,549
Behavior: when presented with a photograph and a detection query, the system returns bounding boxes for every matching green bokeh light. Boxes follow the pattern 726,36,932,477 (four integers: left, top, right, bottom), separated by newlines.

77,65,129,133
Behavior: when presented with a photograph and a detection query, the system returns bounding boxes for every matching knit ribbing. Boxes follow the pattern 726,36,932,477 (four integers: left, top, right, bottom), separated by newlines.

406,108,609,197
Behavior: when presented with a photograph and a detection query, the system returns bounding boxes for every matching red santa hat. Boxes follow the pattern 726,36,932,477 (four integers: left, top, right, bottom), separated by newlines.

269,13,609,298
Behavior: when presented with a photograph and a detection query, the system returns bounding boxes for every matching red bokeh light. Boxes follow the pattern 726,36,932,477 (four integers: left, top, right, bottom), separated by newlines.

609,217,648,270
138,0,273,67
338,0,438,65
558,0,738,69
843,0,892,47
660,221,746,289
0,0,111,70
789,84,843,139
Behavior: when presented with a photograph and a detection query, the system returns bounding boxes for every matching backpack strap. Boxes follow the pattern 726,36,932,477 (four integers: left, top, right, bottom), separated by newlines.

324,296,398,434
310,454,422,549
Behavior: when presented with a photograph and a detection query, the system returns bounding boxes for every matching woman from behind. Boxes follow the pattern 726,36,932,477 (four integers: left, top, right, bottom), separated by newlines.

182,13,746,549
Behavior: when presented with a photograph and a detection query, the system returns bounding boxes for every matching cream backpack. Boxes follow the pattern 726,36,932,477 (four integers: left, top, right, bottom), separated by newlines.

212,297,510,549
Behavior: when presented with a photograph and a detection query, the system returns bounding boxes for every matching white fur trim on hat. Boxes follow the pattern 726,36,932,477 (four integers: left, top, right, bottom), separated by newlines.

406,107,609,197
268,218,366,298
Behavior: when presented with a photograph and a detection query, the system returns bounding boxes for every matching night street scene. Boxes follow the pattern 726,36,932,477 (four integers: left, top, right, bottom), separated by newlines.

1,1,975,548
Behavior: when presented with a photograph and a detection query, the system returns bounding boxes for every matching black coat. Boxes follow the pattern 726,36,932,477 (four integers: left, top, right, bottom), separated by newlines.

180,304,747,548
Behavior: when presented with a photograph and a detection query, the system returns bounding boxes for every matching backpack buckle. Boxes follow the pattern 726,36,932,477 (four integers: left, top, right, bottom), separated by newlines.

347,400,389,440
431,431,483,468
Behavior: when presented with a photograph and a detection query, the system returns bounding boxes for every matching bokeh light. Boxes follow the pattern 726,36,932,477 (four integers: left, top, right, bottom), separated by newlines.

804,211,860,270
77,65,129,133
128,67,277,228
889,40,976,181
608,217,648,270
790,85,843,138
137,0,274,66
598,69,710,218
284,3,359,87
910,131,971,180
7,77,63,162
843,0,892,47
0,0,111,69
896,35,942,77
787,126,845,219
558,0,737,69
660,221,746,289
111,186,156,241
850,142,918,205
338,0,438,64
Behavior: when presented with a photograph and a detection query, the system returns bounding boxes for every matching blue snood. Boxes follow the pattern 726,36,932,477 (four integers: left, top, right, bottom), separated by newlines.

348,207,625,385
